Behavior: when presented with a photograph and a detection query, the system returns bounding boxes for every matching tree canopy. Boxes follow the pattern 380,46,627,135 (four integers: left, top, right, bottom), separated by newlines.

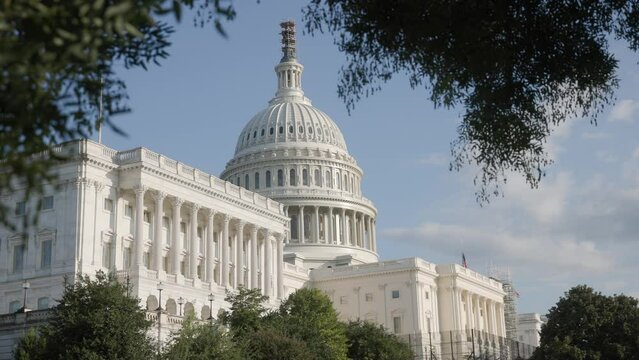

344,320,413,360
163,315,242,360
531,285,639,360
14,271,155,360
304,0,639,201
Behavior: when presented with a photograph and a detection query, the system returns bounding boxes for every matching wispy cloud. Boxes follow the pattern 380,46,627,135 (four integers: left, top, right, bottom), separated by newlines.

417,153,448,166
609,99,639,122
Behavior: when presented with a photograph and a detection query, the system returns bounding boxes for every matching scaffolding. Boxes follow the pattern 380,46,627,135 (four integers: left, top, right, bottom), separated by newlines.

488,265,518,345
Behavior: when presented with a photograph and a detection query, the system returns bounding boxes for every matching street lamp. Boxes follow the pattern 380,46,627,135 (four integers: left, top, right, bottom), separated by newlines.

18,281,30,313
177,297,185,317
207,293,215,323
156,282,164,311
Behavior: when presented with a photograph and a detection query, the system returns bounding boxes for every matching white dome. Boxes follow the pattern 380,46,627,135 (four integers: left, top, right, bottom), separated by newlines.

234,101,348,156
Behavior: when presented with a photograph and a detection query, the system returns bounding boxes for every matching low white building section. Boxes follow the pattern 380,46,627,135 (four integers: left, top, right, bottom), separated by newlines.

516,313,546,347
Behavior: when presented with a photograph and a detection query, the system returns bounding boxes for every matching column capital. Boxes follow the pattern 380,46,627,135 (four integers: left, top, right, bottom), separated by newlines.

133,185,147,195
222,213,231,224
299,205,304,210
204,208,216,219
188,202,200,214
92,180,105,192
151,190,166,202
169,196,184,208
250,224,260,235
261,228,272,239
275,232,285,243
235,220,246,232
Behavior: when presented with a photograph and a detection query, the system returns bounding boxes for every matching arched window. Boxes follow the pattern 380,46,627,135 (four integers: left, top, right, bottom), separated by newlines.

246,133,250,141
253,131,257,138
37,297,49,310
336,172,341,189
270,127,274,135
244,174,249,189
309,127,313,134
351,176,354,193
344,174,348,191
277,170,284,187
314,169,321,186
302,169,309,186
289,125,294,133
9,300,21,313
279,126,284,134
261,129,265,136
236,176,240,186
266,170,272,188
254,172,260,190
299,126,304,133
326,171,332,188
290,169,296,186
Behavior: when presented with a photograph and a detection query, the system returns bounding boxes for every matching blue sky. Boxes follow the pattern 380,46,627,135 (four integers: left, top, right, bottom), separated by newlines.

102,1,639,314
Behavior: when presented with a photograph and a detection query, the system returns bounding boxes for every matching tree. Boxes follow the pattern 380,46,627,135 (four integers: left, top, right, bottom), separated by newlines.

304,1,639,202
14,271,155,360
344,321,413,360
0,0,235,228
531,285,639,360
218,286,269,338
163,315,242,360
276,288,348,360
242,328,314,360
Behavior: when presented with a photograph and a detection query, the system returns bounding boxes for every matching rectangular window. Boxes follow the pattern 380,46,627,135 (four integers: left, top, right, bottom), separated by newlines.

143,210,151,223
180,261,186,275
103,243,112,267
425,291,429,299
123,247,132,268
393,316,402,334
162,216,170,228
163,256,169,271
13,244,25,272
180,222,186,233
124,204,133,217
104,198,114,211
365,293,373,302
37,297,49,310
391,290,400,299
340,296,348,304
143,252,150,268
40,240,52,269
15,201,26,216
197,264,203,279
42,195,54,210
9,301,21,313
197,226,203,239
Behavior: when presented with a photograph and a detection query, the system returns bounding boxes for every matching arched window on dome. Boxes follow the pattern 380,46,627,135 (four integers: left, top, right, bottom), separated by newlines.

314,169,321,187
254,172,260,190
270,127,274,135
290,169,296,186
277,170,284,187
253,131,257,138
279,126,284,134
246,133,250,141
326,171,332,188
309,127,313,134
266,171,272,188
261,129,265,136
351,176,354,193
299,126,304,134
302,169,309,186
336,172,341,190
289,125,294,134
344,174,348,191
244,174,249,189
236,176,240,186
290,215,298,241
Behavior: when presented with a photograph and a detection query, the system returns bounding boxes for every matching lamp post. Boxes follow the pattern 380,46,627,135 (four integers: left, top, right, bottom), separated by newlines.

207,293,215,324
19,281,30,313
156,282,164,357
177,297,184,317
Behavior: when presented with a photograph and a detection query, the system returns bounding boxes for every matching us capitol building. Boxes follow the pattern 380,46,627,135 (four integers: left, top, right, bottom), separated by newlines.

0,22,539,359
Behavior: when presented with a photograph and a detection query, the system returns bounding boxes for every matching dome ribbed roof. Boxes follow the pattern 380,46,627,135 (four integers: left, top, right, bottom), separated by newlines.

234,100,348,155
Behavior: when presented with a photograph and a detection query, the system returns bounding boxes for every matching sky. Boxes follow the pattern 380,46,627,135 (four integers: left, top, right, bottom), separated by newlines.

101,1,639,314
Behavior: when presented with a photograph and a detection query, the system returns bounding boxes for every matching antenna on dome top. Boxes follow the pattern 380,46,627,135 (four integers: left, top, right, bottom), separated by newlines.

280,20,296,61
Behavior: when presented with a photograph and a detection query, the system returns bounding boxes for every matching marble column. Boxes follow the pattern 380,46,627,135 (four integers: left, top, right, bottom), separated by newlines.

328,207,334,244
276,233,284,299
221,214,230,287
350,211,356,246
264,230,273,297
371,219,377,252
170,197,183,275
133,186,146,267
250,226,259,289
206,209,216,284
314,206,320,243
299,206,305,243
189,203,200,279
340,208,346,245
235,221,245,287
366,216,373,250
152,191,165,271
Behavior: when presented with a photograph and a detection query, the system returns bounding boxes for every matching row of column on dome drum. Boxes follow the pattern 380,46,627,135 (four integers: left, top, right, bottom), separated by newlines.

284,205,377,253
229,167,361,195
240,122,340,146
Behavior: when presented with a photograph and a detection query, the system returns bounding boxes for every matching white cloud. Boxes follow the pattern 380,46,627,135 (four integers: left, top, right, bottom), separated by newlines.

503,171,573,224
581,131,611,140
608,99,639,122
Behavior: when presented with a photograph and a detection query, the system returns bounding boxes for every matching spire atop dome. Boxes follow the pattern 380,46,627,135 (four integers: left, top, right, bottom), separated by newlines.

280,21,297,62
271,21,309,105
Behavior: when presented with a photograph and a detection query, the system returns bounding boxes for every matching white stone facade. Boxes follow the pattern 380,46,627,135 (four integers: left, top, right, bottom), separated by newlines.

0,22,519,360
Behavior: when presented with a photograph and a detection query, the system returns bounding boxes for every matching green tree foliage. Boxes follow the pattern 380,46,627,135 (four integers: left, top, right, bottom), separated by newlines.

531,285,639,360
243,328,314,360
163,315,242,360
345,321,413,360
304,1,639,201
14,329,48,360
276,288,348,360
13,271,154,360
0,0,235,229
218,286,269,338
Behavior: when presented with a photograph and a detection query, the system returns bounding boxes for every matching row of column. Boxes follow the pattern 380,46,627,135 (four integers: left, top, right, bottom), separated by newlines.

460,290,505,338
284,205,376,252
132,185,285,298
